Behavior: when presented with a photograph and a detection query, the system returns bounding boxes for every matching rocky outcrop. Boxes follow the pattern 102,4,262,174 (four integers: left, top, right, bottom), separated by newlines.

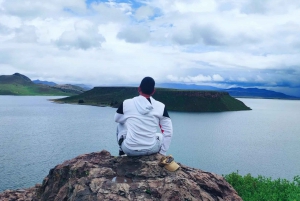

0,150,242,201
0,186,40,201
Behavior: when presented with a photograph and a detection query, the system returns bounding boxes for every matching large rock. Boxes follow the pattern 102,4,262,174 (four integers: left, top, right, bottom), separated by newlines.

0,150,242,201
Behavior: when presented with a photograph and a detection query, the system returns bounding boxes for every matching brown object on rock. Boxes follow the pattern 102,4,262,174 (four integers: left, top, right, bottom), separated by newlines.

0,150,242,201
159,155,180,172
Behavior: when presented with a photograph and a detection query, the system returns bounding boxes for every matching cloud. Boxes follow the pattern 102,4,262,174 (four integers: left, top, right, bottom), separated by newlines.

241,0,300,15
166,73,227,84
172,24,225,46
150,0,217,14
90,2,130,23
13,25,38,43
2,0,87,18
135,6,154,20
117,25,150,43
0,0,300,97
55,20,105,50
167,74,212,83
0,24,11,35
213,74,224,81
237,77,248,82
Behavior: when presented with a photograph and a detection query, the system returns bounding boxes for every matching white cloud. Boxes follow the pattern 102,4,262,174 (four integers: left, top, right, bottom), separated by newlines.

255,75,264,82
167,74,212,83
172,24,225,45
135,6,154,20
2,0,87,18
13,25,37,43
55,20,105,50
237,77,248,82
90,2,130,23
0,0,300,96
213,74,224,81
117,25,150,43
150,0,217,14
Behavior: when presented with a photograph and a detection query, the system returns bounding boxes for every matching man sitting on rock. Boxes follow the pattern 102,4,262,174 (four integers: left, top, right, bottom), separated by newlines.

114,77,173,156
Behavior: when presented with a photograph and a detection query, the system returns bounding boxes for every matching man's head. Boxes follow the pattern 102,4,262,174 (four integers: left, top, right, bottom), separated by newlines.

139,77,155,95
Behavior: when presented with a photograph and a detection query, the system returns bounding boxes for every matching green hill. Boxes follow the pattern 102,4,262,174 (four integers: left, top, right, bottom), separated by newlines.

0,73,75,96
54,87,251,112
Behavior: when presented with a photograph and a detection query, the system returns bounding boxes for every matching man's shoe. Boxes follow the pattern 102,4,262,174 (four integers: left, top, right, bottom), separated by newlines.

119,150,125,156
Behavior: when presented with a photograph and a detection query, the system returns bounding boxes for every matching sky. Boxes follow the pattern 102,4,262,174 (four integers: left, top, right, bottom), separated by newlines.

0,0,300,96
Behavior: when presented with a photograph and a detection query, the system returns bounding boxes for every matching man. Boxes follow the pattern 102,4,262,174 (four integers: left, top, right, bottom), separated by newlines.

114,77,173,156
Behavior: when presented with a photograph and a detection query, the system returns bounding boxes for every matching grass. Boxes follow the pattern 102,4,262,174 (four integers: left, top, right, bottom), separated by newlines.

0,84,74,96
224,171,300,201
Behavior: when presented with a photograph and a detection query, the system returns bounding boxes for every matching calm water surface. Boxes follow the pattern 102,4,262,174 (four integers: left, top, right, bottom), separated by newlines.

0,96,300,192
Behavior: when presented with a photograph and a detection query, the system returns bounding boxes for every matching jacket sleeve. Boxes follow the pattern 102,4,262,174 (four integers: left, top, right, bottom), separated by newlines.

114,102,126,124
159,114,173,155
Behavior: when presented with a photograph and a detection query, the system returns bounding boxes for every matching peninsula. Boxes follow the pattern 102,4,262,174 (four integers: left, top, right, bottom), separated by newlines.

54,86,251,112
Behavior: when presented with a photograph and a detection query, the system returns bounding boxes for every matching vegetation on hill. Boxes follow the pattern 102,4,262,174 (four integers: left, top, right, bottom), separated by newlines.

0,73,76,96
54,86,251,112
224,172,300,201
0,83,75,96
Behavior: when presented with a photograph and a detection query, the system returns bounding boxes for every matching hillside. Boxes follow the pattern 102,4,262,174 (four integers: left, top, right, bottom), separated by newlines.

0,73,76,96
33,79,57,86
54,87,251,112
51,84,86,94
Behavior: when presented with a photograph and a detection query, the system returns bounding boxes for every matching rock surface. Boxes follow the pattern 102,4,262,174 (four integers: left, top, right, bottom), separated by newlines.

0,150,242,201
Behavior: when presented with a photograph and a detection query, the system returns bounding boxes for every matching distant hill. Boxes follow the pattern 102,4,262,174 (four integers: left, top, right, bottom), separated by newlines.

224,87,298,99
0,73,32,85
0,73,78,96
156,83,299,99
33,79,57,86
52,84,86,94
53,87,251,112
72,84,93,90
33,79,89,94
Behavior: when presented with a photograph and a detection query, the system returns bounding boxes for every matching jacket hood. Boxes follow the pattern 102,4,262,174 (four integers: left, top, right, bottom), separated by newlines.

133,95,153,115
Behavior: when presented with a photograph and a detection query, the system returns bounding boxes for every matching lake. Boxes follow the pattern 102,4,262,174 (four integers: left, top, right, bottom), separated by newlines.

0,96,300,192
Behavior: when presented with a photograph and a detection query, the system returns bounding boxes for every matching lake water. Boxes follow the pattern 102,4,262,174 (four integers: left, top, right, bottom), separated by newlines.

0,96,300,192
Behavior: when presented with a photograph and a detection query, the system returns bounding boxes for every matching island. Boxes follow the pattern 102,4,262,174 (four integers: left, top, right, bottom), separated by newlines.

53,87,251,112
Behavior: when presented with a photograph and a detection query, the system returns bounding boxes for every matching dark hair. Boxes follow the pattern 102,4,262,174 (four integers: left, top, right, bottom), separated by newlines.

140,77,155,95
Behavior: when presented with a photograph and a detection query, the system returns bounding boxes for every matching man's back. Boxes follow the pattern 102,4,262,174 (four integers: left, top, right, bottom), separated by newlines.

121,96,166,150
114,77,173,156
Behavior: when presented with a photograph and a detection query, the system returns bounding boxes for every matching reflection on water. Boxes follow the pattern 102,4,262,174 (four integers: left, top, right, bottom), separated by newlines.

0,96,300,192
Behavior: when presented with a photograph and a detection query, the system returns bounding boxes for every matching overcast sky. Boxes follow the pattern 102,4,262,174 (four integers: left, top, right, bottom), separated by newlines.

0,0,300,96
